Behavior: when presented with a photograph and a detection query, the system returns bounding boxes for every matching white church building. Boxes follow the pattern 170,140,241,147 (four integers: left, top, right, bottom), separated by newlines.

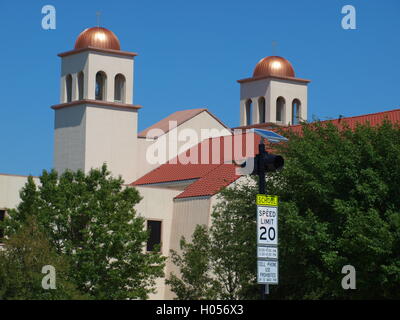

1,26,398,299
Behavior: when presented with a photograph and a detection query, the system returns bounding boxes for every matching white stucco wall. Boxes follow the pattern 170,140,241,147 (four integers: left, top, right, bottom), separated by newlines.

269,79,308,125
54,105,87,173
60,52,89,103
162,175,255,299
136,111,231,178
134,186,181,300
60,51,134,104
0,174,40,210
163,196,212,299
56,48,138,183
54,104,138,184
240,78,308,126
84,105,138,184
137,137,156,178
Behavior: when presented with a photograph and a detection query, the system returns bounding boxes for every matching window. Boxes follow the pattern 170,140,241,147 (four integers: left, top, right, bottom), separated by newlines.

95,71,107,101
245,99,253,125
292,99,301,125
146,220,162,252
114,74,126,103
258,97,266,123
78,71,84,100
276,97,285,122
66,74,72,102
0,210,5,240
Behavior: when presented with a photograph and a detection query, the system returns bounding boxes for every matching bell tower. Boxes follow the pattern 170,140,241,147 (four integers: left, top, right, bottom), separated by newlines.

237,56,310,127
52,27,140,183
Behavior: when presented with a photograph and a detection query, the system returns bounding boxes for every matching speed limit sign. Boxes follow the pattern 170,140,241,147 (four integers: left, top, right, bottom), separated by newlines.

256,195,279,285
257,206,278,246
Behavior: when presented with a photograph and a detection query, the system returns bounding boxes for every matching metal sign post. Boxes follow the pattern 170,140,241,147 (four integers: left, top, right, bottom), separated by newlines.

256,194,279,297
240,129,287,300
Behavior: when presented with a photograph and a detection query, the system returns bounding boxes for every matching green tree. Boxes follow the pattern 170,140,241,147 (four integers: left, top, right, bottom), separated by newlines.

166,226,217,300
167,183,259,300
0,216,88,300
4,164,165,300
168,121,400,299
270,121,400,299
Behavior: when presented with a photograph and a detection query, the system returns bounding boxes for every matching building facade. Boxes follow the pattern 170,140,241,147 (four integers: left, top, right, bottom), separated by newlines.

1,26,399,299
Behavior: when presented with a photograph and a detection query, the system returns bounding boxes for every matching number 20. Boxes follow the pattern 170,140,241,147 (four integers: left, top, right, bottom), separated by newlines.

260,227,275,241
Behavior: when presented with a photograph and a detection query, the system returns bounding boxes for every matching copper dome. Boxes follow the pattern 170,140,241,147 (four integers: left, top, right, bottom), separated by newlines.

253,56,295,78
74,27,121,50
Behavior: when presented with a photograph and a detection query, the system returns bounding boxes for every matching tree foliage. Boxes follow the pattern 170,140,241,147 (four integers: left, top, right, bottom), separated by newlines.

167,182,259,300
168,121,400,299
0,216,88,300
166,226,217,300
4,164,165,299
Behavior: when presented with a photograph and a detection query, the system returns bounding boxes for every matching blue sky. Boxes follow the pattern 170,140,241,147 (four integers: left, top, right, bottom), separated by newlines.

0,0,399,176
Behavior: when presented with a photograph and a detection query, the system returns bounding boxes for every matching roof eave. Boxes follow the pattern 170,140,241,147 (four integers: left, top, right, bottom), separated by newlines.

58,46,138,58
51,99,142,110
237,75,311,84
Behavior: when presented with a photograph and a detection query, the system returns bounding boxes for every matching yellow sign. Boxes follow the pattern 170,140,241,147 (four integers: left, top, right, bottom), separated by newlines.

256,194,278,207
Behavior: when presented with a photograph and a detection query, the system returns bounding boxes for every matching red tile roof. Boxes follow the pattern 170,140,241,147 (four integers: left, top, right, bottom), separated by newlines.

309,108,399,128
133,163,220,185
280,108,400,136
133,108,400,199
132,132,264,198
234,108,400,132
138,108,228,138
132,132,261,185
175,164,240,199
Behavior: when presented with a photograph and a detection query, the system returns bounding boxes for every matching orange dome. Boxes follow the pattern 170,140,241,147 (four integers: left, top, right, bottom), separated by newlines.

74,27,120,50
253,56,295,78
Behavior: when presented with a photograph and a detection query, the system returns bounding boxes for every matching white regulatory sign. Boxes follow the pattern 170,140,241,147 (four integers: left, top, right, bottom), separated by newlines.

258,246,278,259
257,206,278,246
257,260,278,284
